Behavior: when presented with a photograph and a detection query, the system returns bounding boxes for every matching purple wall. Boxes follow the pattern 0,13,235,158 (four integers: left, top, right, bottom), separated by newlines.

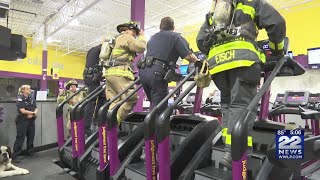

294,55,309,68
131,0,145,112
0,70,84,83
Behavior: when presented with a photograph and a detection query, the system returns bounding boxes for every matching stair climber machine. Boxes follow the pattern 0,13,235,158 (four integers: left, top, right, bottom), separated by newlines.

78,78,147,180
267,109,320,180
170,37,307,180
55,82,106,174
268,91,320,136
82,64,221,179
119,67,220,180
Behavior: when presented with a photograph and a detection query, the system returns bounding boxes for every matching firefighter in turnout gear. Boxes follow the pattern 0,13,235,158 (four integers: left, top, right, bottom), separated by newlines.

196,0,286,168
57,80,86,137
104,21,146,125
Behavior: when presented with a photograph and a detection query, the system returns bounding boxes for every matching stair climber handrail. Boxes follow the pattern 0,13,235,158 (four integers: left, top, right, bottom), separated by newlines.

106,84,143,176
69,82,106,167
96,78,140,172
143,68,195,180
56,85,87,148
156,80,197,180
231,56,305,180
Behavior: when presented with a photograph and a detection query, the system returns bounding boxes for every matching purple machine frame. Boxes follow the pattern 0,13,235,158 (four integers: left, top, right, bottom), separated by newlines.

157,79,201,180
145,135,158,180
98,123,108,171
57,115,65,148
70,119,85,158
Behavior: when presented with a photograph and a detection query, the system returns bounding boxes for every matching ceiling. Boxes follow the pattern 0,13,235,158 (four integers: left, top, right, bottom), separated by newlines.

0,0,318,56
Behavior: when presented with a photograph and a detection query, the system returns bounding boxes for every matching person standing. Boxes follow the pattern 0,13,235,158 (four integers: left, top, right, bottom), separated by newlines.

12,85,38,163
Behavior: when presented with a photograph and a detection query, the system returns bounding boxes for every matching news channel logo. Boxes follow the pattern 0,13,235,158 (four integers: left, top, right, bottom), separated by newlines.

276,130,304,160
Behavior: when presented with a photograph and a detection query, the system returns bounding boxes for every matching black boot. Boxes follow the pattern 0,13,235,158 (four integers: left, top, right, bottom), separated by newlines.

12,155,22,163
220,152,232,169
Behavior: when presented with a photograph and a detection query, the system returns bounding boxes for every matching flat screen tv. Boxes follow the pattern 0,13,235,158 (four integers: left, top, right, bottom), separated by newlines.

307,47,320,69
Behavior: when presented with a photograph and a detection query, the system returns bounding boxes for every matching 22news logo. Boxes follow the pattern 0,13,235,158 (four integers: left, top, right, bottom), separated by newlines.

276,130,304,160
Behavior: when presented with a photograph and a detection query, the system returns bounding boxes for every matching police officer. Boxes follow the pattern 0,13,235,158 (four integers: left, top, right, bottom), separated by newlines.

104,21,146,125
57,80,86,137
139,17,199,114
196,0,286,168
12,85,38,163
83,41,106,136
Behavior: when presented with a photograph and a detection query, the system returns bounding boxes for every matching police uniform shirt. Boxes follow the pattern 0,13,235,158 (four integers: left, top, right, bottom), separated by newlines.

85,44,102,68
146,30,192,63
16,94,37,114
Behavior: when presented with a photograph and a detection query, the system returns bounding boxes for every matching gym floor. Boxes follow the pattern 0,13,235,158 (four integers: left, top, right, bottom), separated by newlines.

6,148,75,180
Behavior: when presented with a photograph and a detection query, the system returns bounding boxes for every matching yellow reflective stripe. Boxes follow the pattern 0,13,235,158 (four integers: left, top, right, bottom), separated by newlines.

104,69,134,79
225,134,253,147
208,41,261,60
278,40,284,50
236,3,255,19
209,16,213,26
138,36,146,41
209,60,255,74
248,136,253,147
269,41,275,50
226,134,231,145
113,49,125,55
222,128,228,137
269,40,284,50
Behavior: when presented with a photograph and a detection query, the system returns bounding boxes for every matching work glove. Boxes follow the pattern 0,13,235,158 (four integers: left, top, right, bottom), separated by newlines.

194,60,208,73
194,61,211,88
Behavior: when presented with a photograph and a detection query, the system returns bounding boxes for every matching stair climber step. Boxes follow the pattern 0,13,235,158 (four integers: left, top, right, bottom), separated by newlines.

194,166,232,180
91,147,100,161
125,162,147,180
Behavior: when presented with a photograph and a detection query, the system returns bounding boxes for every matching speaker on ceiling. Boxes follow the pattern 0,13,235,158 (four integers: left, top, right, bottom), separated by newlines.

11,34,27,59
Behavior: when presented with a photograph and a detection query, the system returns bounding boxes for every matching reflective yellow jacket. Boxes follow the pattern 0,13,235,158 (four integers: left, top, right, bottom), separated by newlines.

196,0,286,75
104,32,146,80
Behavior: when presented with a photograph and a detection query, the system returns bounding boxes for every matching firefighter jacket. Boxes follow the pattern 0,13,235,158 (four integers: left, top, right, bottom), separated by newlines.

104,32,146,80
197,0,286,75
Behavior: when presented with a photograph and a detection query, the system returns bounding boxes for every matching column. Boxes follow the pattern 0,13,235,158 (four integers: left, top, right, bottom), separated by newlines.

131,0,145,112
40,25,48,91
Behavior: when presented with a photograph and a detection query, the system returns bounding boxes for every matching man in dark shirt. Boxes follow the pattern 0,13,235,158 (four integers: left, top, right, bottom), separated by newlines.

12,85,38,163
139,17,199,113
83,43,105,136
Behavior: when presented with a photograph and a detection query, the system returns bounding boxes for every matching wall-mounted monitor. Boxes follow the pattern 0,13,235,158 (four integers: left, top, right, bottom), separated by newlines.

308,47,320,69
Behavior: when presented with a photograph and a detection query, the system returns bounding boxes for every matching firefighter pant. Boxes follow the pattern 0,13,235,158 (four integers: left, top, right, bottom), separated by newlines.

139,65,168,114
13,116,35,157
105,75,137,124
212,63,261,152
